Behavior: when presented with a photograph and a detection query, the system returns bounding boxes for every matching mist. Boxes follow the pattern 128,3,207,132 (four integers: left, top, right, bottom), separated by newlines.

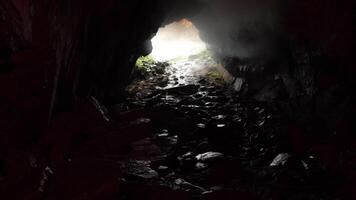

191,0,283,60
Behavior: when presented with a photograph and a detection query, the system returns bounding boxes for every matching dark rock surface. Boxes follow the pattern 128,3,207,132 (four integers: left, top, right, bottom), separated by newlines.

114,63,353,199
0,0,354,199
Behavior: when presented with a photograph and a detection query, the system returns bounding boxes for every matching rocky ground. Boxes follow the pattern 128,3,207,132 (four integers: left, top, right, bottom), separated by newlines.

113,58,351,200
0,54,353,200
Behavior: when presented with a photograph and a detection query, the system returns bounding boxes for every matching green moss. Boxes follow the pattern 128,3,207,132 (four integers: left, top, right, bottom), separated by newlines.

205,67,225,85
207,70,223,80
135,55,156,71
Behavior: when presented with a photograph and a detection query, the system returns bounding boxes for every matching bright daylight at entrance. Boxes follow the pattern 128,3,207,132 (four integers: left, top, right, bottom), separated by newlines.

150,19,207,61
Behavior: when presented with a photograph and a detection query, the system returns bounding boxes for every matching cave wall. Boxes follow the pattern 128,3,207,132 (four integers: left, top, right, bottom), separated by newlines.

1,0,352,107
0,0,353,140
0,0,354,198
185,0,354,135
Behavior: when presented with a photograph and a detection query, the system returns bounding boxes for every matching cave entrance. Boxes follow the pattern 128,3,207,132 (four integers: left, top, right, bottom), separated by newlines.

130,19,231,95
144,19,226,87
150,19,207,62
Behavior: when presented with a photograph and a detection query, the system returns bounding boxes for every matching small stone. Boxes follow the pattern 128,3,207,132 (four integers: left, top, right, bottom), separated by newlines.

197,123,206,128
216,124,226,128
158,165,169,170
182,152,192,157
196,152,224,162
174,178,209,193
212,115,226,120
178,152,193,161
301,161,309,170
233,115,242,122
258,120,265,126
270,153,291,167
158,133,169,137
196,162,208,169
175,178,185,185
121,160,158,179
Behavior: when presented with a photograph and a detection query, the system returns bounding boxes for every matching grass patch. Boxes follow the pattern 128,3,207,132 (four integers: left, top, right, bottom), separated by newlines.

135,55,156,69
133,55,169,81
207,68,224,81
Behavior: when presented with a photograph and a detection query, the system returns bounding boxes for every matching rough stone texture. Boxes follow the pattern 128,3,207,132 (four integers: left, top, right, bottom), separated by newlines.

0,0,354,199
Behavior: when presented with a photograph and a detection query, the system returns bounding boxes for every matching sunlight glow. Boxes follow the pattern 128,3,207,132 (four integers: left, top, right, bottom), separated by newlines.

150,19,207,62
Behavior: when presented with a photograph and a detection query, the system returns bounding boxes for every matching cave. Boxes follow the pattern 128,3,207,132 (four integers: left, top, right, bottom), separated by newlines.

150,19,207,62
0,0,354,199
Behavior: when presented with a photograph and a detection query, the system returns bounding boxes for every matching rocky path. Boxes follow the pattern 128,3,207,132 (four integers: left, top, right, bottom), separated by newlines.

0,57,349,200
116,60,343,200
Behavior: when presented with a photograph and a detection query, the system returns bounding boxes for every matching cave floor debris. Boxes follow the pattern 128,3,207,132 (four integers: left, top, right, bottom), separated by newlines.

0,58,351,200
115,61,345,200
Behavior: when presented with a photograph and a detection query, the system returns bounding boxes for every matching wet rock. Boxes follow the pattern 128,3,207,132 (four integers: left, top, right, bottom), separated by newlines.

270,153,291,167
38,166,53,192
178,152,194,161
233,77,244,91
157,129,169,137
232,115,242,122
121,160,159,179
216,124,226,128
159,95,181,104
196,152,224,162
157,165,169,171
174,178,209,193
181,104,201,109
164,85,200,95
157,76,169,87
156,67,165,75
257,120,265,127
212,115,226,120
196,162,208,169
301,160,309,170
120,51,350,199
157,132,169,137
197,123,206,128
178,152,196,168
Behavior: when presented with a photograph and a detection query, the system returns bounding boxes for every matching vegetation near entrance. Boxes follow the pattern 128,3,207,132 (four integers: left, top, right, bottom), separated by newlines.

135,55,156,71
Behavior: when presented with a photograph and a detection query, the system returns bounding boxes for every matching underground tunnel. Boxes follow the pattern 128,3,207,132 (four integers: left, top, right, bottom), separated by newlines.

0,0,354,199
